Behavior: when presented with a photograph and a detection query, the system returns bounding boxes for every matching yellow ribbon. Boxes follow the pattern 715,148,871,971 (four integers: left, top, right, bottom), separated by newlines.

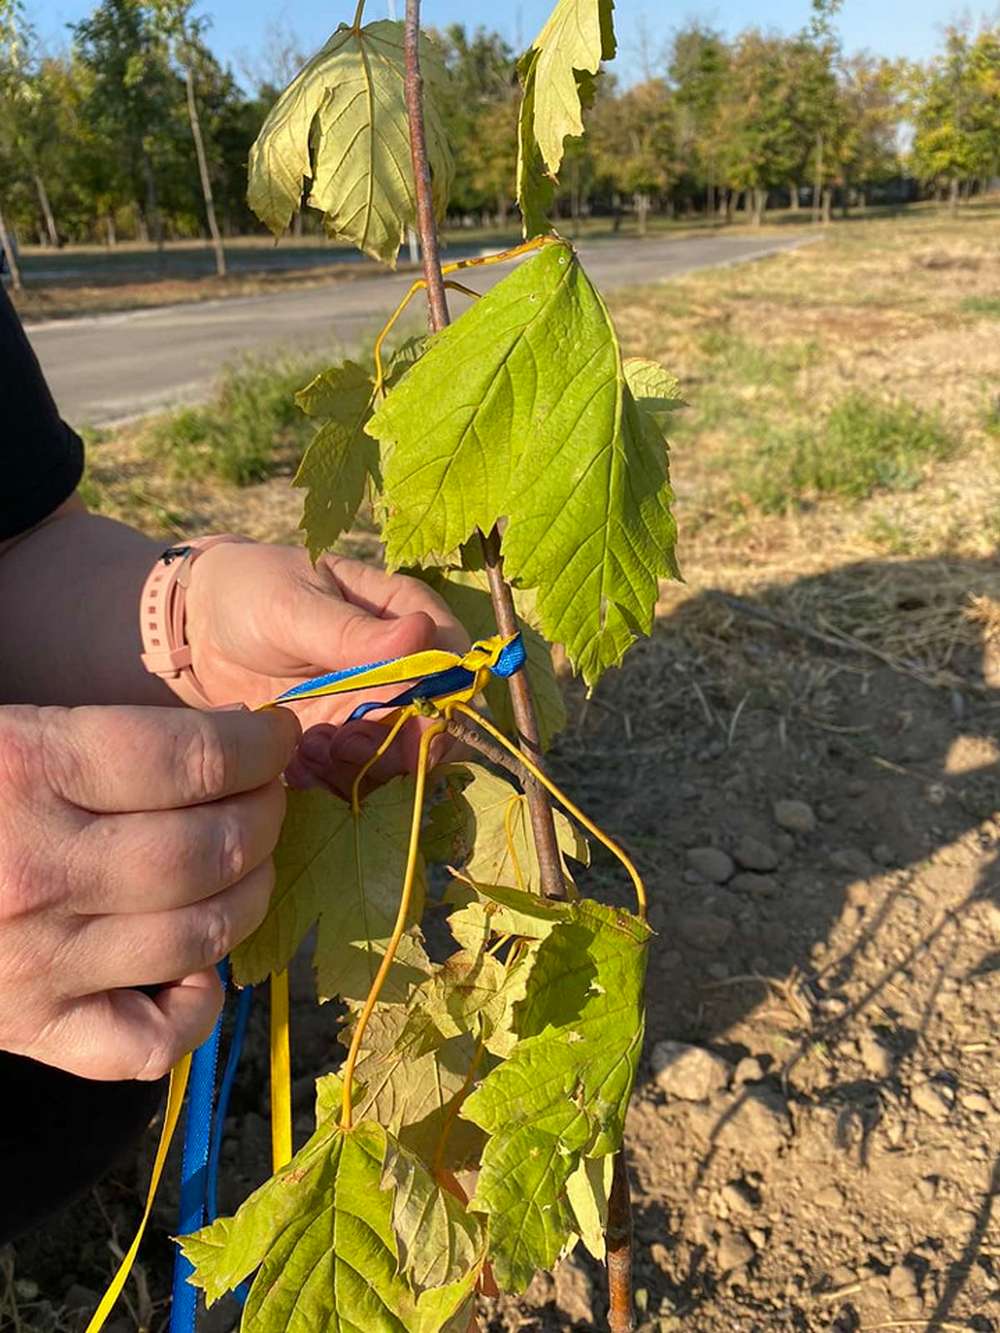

85,1053,192,1333
269,969,292,1171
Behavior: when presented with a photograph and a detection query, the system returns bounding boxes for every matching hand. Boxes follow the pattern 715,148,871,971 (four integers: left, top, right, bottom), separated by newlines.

0,703,300,1080
184,545,468,795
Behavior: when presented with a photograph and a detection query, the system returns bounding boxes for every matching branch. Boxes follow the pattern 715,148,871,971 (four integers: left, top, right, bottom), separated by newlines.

402,0,565,902
607,1151,635,1332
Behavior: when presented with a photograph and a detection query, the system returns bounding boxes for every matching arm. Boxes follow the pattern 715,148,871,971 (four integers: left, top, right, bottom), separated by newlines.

0,500,177,707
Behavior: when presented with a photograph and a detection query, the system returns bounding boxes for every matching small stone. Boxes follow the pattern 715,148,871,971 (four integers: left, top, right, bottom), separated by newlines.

716,1230,755,1272
773,799,816,834
14,1280,39,1302
818,801,837,820
872,842,895,865
651,1041,731,1101
859,1031,894,1079
710,1087,791,1156
732,1056,765,1086
916,1176,938,1202
748,1227,768,1249
960,1091,992,1114
888,1263,919,1301
911,1081,953,1119
720,1180,757,1214
846,778,868,796
831,847,874,876
649,1241,671,1272
734,836,780,872
677,913,732,950
686,847,735,883
707,961,730,980
730,872,778,896
814,1185,845,1209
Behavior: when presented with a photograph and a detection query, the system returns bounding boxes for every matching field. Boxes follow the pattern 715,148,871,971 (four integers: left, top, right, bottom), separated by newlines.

6,204,1000,1332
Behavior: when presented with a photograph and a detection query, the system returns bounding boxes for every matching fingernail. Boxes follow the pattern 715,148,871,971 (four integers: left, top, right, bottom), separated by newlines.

300,730,332,765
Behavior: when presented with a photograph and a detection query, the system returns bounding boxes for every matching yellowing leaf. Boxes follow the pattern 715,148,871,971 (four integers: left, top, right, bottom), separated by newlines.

423,762,587,895
525,0,616,176
231,784,429,1004
339,1003,484,1169
623,357,685,419
462,900,649,1290
247,20,453,263
565,1153,614,1260
515,49,554,239
294,360,379,560
382,1140,485,1291
367,242,680,685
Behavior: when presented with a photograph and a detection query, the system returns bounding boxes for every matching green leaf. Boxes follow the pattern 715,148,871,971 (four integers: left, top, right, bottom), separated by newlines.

247,20,453,264
294,360,379,560
515,49,554,239
565,1153,614,1261
181,1120,416,1330
524,0,616,176
461,900,649,1290
422,762,587,894
368,242,680,685
339,1003,484,1169
415,569,566,748
445,881,575,943
500,259,680,686
381,1139,485,1291
231,784,430,1004
623,357,685,419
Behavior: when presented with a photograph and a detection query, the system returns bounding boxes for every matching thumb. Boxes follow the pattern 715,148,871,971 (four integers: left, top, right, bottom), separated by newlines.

276,596,440,679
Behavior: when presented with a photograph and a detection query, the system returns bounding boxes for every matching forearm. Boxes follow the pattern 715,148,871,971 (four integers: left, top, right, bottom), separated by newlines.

0,501,176,707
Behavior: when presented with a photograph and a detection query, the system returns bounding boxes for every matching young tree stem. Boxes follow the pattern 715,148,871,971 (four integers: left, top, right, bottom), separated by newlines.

607,1151,635,1332
402,0,565,901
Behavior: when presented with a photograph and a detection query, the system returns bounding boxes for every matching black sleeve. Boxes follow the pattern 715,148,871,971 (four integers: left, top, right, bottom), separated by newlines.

0,285,84,540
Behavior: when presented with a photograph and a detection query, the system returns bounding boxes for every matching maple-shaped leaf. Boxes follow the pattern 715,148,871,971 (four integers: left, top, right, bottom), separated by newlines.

181,1120,416,1329
247,20,453,263
368,242,680,685
422,762,587,894
461,900,649,1290
327,1004,485,1169
294,360,380,560
382,1139,485,1291
231,784,429,1004
416,570,566,748
523,0,615,177
182,1120,478,1332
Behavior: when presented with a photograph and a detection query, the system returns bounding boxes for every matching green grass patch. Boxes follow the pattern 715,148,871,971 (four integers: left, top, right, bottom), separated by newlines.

145,354,328,486
696,331,817,388
960,295,1000,318
736,393,958,511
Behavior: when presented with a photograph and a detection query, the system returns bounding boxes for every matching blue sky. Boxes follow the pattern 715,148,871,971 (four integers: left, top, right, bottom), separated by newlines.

34,0,992,86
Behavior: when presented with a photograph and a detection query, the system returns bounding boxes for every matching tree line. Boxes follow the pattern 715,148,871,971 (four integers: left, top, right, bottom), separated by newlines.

0,0,997,267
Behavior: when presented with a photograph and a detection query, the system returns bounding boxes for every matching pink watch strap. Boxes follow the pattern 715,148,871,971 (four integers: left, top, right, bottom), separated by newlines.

139,534,248,708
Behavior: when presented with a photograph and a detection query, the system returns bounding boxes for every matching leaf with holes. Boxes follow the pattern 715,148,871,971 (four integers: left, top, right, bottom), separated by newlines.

247,20,453,263
522,0,615,176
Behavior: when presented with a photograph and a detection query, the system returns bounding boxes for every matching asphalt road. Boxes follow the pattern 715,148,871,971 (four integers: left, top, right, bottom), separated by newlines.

27,233,814,428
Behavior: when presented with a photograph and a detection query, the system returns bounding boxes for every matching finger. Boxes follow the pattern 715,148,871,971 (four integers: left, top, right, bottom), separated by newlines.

28,970,223,1082
64,859,275,993
72,779,286,913
321,556,469,657
48,705,300,812
297,718,455,801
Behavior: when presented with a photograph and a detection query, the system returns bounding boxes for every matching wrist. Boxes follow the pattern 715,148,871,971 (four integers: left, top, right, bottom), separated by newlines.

139,534,250,709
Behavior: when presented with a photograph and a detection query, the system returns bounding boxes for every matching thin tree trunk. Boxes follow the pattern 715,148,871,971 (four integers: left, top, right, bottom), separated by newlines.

949,176,959,215
706,180,715,217
812,131,824,223
33,171,59,248
822,186,833,223
0,203,23,292
105,210,117,246
841,179,850,218
787,182,800,213
634,192,649,236
142,154,165,267
185,63,226,277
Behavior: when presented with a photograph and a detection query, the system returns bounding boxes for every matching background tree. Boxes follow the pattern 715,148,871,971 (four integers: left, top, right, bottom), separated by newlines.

592,77,675,234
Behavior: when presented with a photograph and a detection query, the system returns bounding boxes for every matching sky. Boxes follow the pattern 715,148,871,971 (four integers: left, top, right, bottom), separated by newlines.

32,0,998,88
